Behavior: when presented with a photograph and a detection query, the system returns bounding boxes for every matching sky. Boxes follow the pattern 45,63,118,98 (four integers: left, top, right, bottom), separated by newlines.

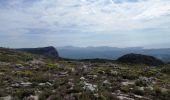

0,0,170,48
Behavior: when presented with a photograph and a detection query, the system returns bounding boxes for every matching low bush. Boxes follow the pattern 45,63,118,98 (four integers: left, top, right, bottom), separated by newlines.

135,80,147,87
12,88,34,99
132,87,144,96
120,85,129,93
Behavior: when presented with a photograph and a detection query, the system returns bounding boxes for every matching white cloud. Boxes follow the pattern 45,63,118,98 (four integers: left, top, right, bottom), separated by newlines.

134,0,170,19
0,0,170,33
0,0,170,47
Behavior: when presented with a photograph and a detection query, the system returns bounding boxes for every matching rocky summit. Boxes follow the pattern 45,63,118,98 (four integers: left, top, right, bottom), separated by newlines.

18,46,59,58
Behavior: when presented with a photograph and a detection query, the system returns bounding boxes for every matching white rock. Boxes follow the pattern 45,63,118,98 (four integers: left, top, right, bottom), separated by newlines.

115,90,121,95
59,72,68,76
29,95,38,100
111,70,118,76
94,93,99,98
83,82,97,92
0,95,12,100
93,75,98,79
117,96,134,100
138,87,144,91
0,62,10,66
134,94,143,99
71,68,75,72
11,83,20,87
121,81,135,86
21,82,32,87
146,86,153,91
82,65,87,69
39,83,46,86
46,82,52,86
103,80,111,85
161,88,168,92
29,59,45,65
15,64,24,68
80,77,85,80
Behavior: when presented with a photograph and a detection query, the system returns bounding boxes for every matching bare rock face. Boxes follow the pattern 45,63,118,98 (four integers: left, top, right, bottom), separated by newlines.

117,53,164,66
18,46,59,58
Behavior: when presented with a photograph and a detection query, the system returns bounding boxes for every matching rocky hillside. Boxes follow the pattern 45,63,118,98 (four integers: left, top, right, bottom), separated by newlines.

18,46,59,58
0,47,36,63
0,48,170,100
117,53,164,66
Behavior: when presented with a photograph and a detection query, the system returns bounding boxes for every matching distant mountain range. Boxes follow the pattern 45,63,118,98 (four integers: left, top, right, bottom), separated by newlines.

57,46,170,62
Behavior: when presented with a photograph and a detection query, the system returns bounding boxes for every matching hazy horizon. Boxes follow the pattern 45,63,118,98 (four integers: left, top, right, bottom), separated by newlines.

0,0,170,48
6,45,170,49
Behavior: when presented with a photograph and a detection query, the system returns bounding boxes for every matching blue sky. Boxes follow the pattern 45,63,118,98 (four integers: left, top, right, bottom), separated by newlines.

0,0,170,48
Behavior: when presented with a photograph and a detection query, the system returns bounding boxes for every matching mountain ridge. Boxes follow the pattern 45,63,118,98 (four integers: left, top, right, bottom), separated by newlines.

18,46,59,58
57,46,170,62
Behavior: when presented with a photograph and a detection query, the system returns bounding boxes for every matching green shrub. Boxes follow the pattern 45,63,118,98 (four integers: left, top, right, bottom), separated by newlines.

0,89,7,97
132,87,144,96
120,85,129,93
144,69,158,77
75,91,96,100
48,95,62,100
47,63,56,69
161,66,170,75
154,87,162,96
39,90,52,100
69,81,84,93
98,91,119,100
29,74,49,83
135,80,147,87
12,88,34,99
16,70,33,77
121,70,139,80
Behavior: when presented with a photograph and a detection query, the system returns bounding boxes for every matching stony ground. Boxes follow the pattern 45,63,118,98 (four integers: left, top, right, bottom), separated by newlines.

0,48,170,100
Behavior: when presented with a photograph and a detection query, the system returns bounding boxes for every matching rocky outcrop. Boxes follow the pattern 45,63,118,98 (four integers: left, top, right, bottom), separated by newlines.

18,46,59,58
117,53,164,66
